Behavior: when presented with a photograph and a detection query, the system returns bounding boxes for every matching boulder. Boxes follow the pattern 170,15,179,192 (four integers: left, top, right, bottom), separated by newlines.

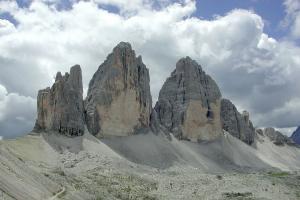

220,99,255,145
34,65,85,136
85,42,152,137
153,57,223,142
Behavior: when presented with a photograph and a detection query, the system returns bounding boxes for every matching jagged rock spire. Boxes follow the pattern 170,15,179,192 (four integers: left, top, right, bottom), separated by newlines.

220,99,255,145
34,65,85,136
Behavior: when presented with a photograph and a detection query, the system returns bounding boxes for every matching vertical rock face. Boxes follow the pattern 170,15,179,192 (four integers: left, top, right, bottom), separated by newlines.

291,127,300,145
220,99,255,145
34,65,85,136
85,42,152,137
153,57,223,142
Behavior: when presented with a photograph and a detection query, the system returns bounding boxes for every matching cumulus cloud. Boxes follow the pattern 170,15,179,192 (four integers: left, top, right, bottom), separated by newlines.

277,127,297,137
0,0,299,137
0,84,36,138
282,0,300,39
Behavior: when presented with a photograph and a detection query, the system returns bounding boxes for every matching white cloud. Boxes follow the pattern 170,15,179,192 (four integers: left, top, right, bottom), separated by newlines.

257,33,277,50
0,136,2,140
0,19,16,36
0,84,36,138
0,0,299,138
0,84,8,101
276,127,297,137
283,0,300,39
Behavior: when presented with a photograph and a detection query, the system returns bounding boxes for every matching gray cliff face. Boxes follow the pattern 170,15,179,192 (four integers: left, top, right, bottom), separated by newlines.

263,127,294,146
85,42,152,137
34,65,85,136
220,99,255,145
153,57,223,142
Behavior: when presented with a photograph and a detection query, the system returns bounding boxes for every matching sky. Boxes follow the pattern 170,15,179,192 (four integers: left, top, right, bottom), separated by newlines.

0,0,299,138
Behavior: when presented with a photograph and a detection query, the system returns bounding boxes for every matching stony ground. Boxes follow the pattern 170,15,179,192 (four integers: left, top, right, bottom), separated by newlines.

1,132,300,200
33,160,300,200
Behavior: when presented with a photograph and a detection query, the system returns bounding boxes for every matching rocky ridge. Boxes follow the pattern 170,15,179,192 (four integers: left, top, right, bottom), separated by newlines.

220,99,255,145
257,128,294,146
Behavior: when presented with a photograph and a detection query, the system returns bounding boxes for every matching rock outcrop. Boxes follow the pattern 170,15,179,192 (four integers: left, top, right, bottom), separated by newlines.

153,57,223,142
34,65,85,136
263,128,294,146
85,42,152,137
291,127,300,145
220,99,255,145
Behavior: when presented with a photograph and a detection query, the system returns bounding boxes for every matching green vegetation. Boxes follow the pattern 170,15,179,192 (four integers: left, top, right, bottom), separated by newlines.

268,171,290,177
65,169,158,200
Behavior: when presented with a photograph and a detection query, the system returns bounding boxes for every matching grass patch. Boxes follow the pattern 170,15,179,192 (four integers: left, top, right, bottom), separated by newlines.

71,170,158,200
268,171,290,177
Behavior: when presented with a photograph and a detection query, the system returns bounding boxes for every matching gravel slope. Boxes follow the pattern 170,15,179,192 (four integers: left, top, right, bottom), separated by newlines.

0,131,299,200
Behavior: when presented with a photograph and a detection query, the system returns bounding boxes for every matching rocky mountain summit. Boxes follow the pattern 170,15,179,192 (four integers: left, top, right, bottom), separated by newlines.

85,42,152,137
291,127,300,145
33,42,259,145
256,128,294,146
221,99,255,145
34,65,85,136
153,57,223,142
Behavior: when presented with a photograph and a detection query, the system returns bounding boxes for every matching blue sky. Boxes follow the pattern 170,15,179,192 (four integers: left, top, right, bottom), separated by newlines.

0,0,299,138
195,0,287,40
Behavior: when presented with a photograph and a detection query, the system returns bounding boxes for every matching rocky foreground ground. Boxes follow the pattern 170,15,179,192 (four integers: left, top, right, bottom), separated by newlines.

1,132,300,200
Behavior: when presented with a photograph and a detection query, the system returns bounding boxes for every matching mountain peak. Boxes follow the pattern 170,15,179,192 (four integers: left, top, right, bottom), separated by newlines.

114,41,132,49
175,56,202,73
